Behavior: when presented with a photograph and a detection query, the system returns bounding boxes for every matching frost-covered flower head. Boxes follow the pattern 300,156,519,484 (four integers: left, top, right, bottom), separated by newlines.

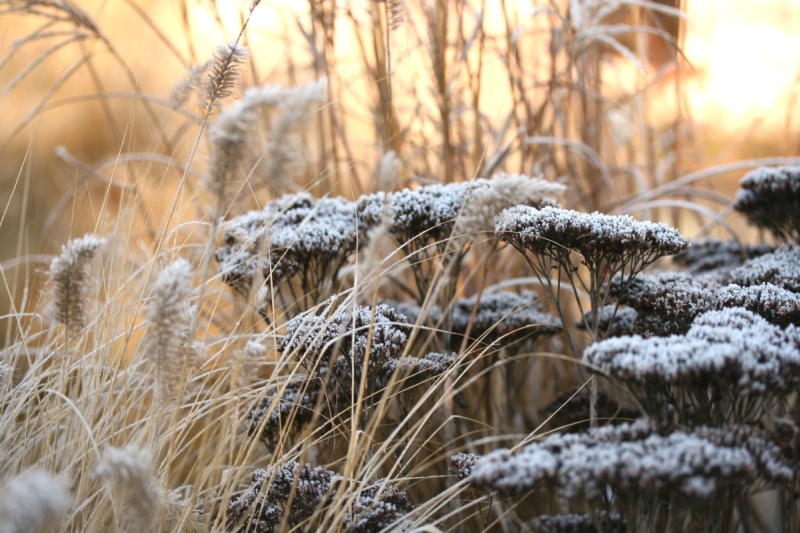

224,461,412,531
584,307,800,395
248,301,453,445
728,245,800,293
672,238,774,275
450,290,560,344
465,420,793,499
216,193,366,311
734,166,800,243
496,205,687,266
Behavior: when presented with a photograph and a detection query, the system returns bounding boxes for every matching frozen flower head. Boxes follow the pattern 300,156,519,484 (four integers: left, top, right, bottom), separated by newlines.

734,166,800,243
216,193,366,313
450,291,560,345
358,180,487,252
465,420,793,500
614,271,800,336
584,307,800,396
496,206,687,268
729,245,800,293
248,302,454,445
672,238,775,276
224,461,411,531
528,512,625,533
48,234,105,333
0,470,72,533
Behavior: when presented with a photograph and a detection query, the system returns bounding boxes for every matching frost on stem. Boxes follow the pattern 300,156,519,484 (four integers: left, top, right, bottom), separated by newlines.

584,307,800,396
734,166,800,243
93,445,162,531
728,245,800,293
0,470,72,533
216,193,369,314
224,461,412,532
246,302,453,446
48,234,104,333
450,290,560,344
672,238,774,275
143,259,200,400
465,420,793,500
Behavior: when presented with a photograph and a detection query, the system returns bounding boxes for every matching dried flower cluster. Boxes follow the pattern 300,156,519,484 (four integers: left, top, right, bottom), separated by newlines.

584,307,800,396
465,420,793,499
734,166,800,242
449,290,560,344
528,512,626,533
216,193,369,314
671,238,774,275
613,272,800,336
497,205,687,340
225,461,411,532
246,302,453,446
727,244,800,292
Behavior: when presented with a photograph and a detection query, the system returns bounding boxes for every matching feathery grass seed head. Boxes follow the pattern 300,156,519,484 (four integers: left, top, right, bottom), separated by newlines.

48,234,105,333
0,470,72,533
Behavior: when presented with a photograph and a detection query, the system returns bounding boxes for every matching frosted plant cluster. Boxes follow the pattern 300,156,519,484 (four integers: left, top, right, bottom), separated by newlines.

225,461,411,532
247,302,453,445
734,166,800,242
584,307,800,394
215,193,367,308
496,205,687,263
466,419,792,499
613,271,800,335
672,238,774,275
728,245,800,292
528,512,625,533
449,290,560,343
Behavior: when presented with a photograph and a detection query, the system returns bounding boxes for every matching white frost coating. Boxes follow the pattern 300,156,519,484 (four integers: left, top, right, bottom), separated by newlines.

729,245,800,292
496,205,687,259
468,420,792,498
584,307,800,393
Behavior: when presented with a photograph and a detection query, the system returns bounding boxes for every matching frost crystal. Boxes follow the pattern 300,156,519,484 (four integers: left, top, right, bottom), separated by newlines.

584,307,800,394
466,420,792,499
734,166,800,242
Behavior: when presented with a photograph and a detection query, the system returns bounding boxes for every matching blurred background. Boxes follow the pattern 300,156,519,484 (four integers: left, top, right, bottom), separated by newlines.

0,0,798,340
